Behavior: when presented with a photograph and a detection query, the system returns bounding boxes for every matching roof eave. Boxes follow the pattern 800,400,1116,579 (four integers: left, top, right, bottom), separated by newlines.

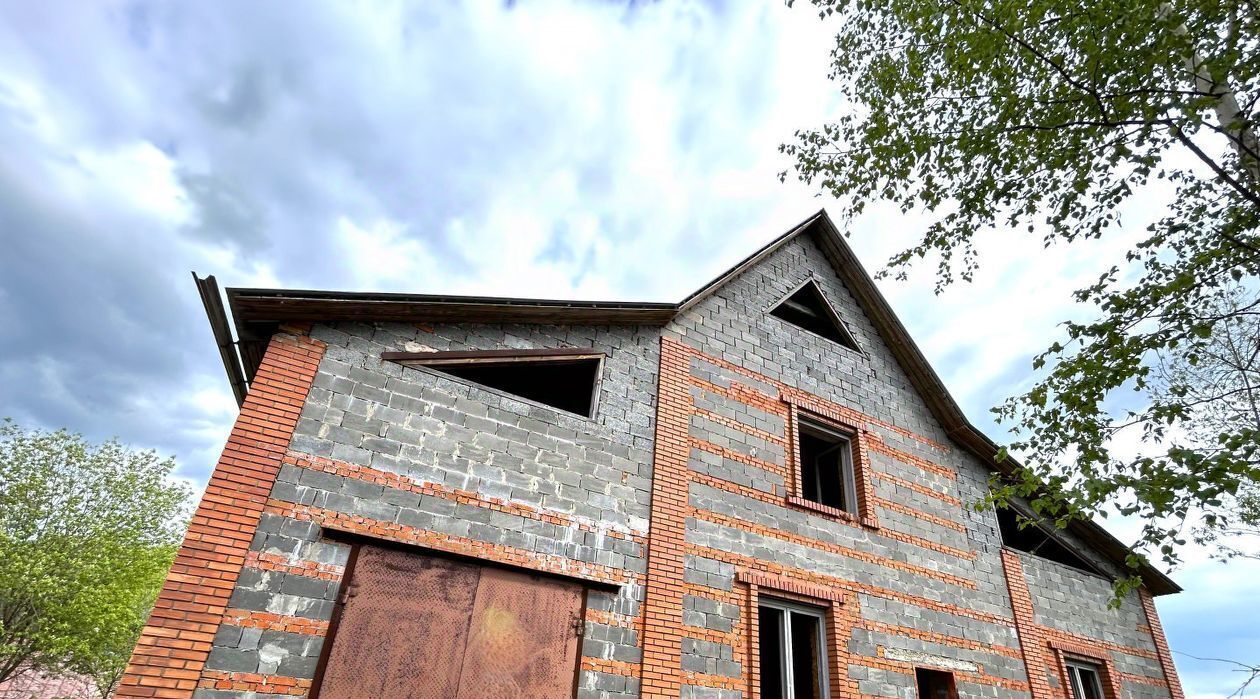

677,209,826,313
224,287,679,381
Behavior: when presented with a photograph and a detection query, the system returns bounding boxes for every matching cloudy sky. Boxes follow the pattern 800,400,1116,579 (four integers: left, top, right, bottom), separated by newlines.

0,2,1254,696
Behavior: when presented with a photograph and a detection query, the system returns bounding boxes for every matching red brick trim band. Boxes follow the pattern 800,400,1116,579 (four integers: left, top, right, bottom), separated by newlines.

736,569,846,602
874,471,961,506
1122,672,1175,688
288,505,630,588
874,497,968,533
710,511,976,590
581,657,642,679
861,653,1029,692
861,620,1022,659
1000,549,1057,699
698,353,949,453
1139,588,1187,699
690,437,787,478
244,550,345,582
117,333,326,698
693,544,1011,627
688,471,973,559
786,494,868,525
220,610,329,636
1040,627,1159,662
199,671,311,696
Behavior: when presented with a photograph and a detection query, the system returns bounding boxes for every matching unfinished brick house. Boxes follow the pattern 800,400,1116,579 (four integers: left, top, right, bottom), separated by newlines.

120,211,1185,699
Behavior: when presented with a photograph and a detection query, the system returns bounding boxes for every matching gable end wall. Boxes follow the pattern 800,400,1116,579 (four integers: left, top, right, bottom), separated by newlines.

636,231,1179,699
122,225,1183,699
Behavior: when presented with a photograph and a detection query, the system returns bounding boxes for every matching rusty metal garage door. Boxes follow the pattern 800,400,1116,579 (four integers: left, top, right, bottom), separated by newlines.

312,544,586,699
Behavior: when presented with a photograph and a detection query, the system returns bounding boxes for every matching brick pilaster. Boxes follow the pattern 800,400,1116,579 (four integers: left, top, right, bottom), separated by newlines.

827,596,860,699
1139,588,1186,699
745,583,761,699
1001,549,1056,699
117,333,326,698
639,337,694,697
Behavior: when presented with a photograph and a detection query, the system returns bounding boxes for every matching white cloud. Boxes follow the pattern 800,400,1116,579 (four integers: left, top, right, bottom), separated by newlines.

75,142,192,225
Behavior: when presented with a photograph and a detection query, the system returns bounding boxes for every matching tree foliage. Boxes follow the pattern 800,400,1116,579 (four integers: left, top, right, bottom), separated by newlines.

0,421,190,695
783,0,1260,596
1153,284,1260,560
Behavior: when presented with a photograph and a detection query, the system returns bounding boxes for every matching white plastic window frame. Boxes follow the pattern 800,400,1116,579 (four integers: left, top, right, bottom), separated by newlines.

797,417,860,516
1066,661,1106,699
758,597,831,699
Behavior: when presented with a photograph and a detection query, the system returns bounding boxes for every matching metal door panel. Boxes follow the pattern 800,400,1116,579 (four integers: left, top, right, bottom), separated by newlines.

317,545,480,699
456,566,584,699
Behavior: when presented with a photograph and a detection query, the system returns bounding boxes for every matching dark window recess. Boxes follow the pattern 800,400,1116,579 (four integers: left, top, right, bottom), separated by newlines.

915,668,957,699
760,606,786,698
403,355,601,417
759,601,827,699
798,419,858,515
770,281,860,351
1066,661,1106,699
996,506,1098,574
432,358,598,417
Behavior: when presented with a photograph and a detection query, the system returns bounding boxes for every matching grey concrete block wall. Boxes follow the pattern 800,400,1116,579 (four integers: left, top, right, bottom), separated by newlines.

666,231,1171,699
1018,551,1171,698
194,225,1177,699
200,319,661,698
668,235,945,445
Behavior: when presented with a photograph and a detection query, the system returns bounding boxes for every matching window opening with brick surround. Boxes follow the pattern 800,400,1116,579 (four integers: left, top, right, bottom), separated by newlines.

784,402,875,526
769,279,860,352
996,506,1103,576
1048,640,1123,699
798,419,858,515
758,598,829,699
738,570,847,699
915,668,958,699
384,349,604,417
1066,661,1105,699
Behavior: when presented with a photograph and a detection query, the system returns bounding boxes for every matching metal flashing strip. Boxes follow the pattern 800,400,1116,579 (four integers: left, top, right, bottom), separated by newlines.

193,272,248,407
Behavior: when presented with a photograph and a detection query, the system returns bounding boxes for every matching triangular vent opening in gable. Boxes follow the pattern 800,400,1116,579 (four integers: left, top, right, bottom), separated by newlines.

385,350,602,418
770,280,860,351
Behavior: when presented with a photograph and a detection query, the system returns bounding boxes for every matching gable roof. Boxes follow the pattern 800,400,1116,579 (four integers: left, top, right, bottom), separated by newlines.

195,209,1179,595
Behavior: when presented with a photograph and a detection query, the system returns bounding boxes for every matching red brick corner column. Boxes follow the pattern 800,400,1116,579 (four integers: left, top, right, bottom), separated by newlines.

1000,549,1056,699
117,332,326,698
1139,588,1186,699
639,337,694,697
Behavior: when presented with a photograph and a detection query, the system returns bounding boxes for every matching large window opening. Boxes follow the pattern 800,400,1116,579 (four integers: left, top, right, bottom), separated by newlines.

383,349,603,417
1066,661,1106,699
915,668,957,699
798,419,858,515
758,599,828,699
769,280,860,351
996,506,1100,575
